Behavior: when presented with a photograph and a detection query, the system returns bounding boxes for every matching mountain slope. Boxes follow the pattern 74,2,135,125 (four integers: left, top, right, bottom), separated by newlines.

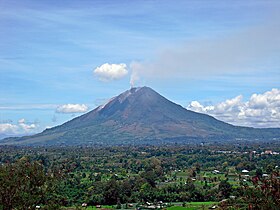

1,87,280,145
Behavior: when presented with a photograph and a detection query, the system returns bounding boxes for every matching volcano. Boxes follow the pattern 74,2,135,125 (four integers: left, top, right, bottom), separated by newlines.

1,87,280,145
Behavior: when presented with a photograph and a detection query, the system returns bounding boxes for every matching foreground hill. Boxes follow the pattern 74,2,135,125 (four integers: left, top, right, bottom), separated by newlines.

1,87,279,145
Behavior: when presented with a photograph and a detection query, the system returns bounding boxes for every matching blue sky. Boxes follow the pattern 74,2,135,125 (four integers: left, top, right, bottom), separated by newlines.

0,0,279,137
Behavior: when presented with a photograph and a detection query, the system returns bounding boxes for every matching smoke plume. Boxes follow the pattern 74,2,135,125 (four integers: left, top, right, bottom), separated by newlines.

129,19,280,84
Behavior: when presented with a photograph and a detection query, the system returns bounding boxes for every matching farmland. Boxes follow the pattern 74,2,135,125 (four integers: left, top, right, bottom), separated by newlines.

0,141,279,209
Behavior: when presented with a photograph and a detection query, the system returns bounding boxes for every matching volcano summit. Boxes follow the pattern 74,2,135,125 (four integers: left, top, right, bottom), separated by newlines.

1,87,280,145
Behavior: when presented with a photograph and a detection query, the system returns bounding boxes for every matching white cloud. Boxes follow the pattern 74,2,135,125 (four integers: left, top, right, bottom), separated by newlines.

187,88,280,128
94,63,128,81
56,104,88,113
0,118,38,137
18,119,37,132
18,118,25,124
0,123,18,134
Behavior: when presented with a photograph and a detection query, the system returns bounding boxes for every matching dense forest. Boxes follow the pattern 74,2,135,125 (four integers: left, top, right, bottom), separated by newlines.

0,141,279,210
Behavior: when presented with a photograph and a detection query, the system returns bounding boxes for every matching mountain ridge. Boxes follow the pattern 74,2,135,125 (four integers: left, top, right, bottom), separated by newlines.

1,86,280,145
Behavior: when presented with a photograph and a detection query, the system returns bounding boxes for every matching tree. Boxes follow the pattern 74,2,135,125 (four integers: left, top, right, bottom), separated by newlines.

0,158,60,210
116,199,122,209
255,168,263,178
194,163,201,174
141,170,157,187
265,164,274,174
240,170,280,209
218,180,232,199
104,179,120,204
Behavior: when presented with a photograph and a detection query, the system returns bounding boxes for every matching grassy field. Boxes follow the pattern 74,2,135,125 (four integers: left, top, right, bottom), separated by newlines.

86,207,113,210
167,201,218,210
167,206,196,210
64,205,114,210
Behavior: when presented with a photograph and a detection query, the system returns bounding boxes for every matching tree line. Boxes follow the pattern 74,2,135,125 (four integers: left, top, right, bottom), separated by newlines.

0,142,279,209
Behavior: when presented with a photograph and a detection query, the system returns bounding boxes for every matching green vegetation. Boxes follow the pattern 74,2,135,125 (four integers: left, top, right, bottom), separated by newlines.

0,141,279,209
168,206,195,210
167,202,218,210
0,157,61,210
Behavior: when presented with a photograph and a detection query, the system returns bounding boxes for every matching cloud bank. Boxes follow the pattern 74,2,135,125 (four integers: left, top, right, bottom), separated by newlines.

94,63,128,81
56,104,88,113
0,118,38,137
187,88,280,128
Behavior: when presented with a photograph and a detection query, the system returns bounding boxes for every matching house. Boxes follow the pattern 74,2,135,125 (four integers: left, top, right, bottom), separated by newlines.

213,170,220,174
265,150,273,155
